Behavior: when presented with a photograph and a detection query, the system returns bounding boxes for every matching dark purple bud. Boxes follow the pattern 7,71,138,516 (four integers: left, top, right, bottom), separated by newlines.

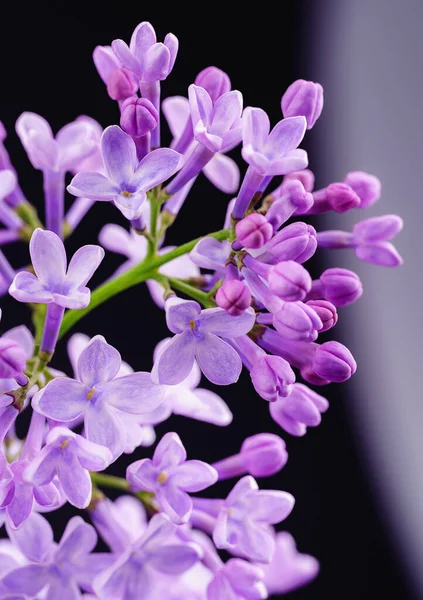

195,66,231,103
267,222,317,263
107,68,138,101
0,338,27,385
250,355,295,402
283,169,315,192
241,433,288,477
268,261,312,302
306,300,338,332
281,79,324,129
320,268,363,307
312,341,357,383
120,97,159,138
353,214,403,244
235,213,273,249
343,171,381,208
216,280,251,316
326,183,361,213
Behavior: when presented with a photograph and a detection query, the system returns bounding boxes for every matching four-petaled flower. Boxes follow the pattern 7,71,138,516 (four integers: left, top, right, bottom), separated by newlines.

32,335,165,459
127,432,217,524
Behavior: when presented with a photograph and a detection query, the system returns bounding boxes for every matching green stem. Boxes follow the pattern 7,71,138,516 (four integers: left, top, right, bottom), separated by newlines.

90,472,130,491
59,228,231,337
166,277,215,308
15,201,44,231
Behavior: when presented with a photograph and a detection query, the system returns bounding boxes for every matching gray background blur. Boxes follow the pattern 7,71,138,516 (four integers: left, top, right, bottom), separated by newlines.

308,0,422,595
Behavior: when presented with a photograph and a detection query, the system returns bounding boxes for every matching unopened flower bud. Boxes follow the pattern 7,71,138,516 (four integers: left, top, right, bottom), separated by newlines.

282,80,324,129
235,213,273,249
0,337,27,385
273,301,322,342
107,68,138,101
195,66,231,103
343,171,381,208
268,261,312,302
306,300,338,332
326,183,360,213
313,341,357,383
266,222,317,264
250,355,295,402
283,169,315,192
120,97,159,138
319,268,363,307
353,214,403,244
216,280,251,316
270,383,329,436
241,433,288,477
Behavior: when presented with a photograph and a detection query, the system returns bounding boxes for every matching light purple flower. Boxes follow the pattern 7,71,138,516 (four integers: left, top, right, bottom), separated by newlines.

9,228,104,309
68,125,183,220
242,107,308,177
32,335,165,458
261,531,319,594
0,314,28,387
93,45,138,101
213,475,295,563
91,495,147,554
24,427,112,509
93,513,201,600
152,297,255,386
98,223,199,307
269,383,329,436
162,95,240,193
0,452,13,507
281,79,324,129
112,22,178,83
190,236,231,275
127,432,218,524
2,513,110,599
207,559,268,600
15,112,98,173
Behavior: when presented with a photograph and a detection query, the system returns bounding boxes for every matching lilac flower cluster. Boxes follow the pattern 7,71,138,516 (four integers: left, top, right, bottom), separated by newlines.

0,19,402,599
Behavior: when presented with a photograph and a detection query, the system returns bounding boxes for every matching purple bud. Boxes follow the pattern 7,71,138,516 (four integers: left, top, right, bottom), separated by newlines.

107,68,138,101
280,180,314,212
250,355,295,402
241,433,288,477
120,97,159,138
320,268,363,307
312,341,357,383
268,261,312,302
355,242,403,267
283,169,315,192
0,338,27,385
194,66,231,103
353,214,403,244
270,383,329,436
216,280,252,316
306,300,338,332
235,213,273,249
267,222,317,263
282,79,324,129
343,171,381,208
273,301,322,342
326,183,361,213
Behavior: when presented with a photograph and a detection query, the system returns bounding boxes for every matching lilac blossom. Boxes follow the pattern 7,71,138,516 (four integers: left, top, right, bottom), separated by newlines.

127,432,217,524
281,79,324,129
208,559,267,600
2,513,110,599
0,313,28,387
261,531,320,594
213,475,295,563
152,297,255,385
93,513,201,600
24,427,112,509
91,495,147,554
269,383,329,436
68,125,183,220
93,45,138,101
32,335,165,458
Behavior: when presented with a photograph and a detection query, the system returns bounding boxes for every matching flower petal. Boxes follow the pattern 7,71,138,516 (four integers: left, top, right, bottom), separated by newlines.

32,378,87,421
6,484,34,529
2,565,49,596
250,490,295,524
200,306,255,337
101,125,137,186
112,38,142,77
162,95,190,140
102,372,165,414
77,335,121,387
243,107,270,152
189,237,229,272
210,91,243,136
67,171,119,200
267,148,309,176
132,148,183,191
74,435,113,471
152,332,196,385
172,460,218,492
153,431,187,468
143,43,171,81
23,446,58,486
203,153,240,194
265,116,306,156
85,402,125,459
189,84,213,129
57,515,97,561
148,543,200,574
165,297,201,333
130,21,156,56
1,325,34,359
9,272,53,304
67,333,90,376
29,228,66,288
172,387,233,426
98,224,133,257
66,245,104,290
195,334,242,385
93,45,121,84
58,452,92,509
6,512,53,563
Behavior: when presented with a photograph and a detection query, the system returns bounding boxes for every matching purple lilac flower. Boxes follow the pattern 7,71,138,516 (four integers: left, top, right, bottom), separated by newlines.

162,94,240,194
281,79,324,129
261,531,320,594
269,383,329,436
152,297,255,385
0,312,27,387
32,335,165,459
213,475,295,562
24,427,112,509
99,222,199,307
93,45,138,101
68,125,183,220
127,432,218,524
208,559,267,600
93,513,201,600
91,495,147,554
2,513,110,599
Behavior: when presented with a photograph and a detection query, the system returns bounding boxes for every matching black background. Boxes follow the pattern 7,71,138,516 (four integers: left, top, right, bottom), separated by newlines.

0,2,412,598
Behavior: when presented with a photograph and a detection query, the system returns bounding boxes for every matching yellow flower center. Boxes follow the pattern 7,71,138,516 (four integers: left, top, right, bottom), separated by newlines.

189,319,196,330
157,471,168,485
86,387,96,400
60,440,70,449
121,190,132,197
